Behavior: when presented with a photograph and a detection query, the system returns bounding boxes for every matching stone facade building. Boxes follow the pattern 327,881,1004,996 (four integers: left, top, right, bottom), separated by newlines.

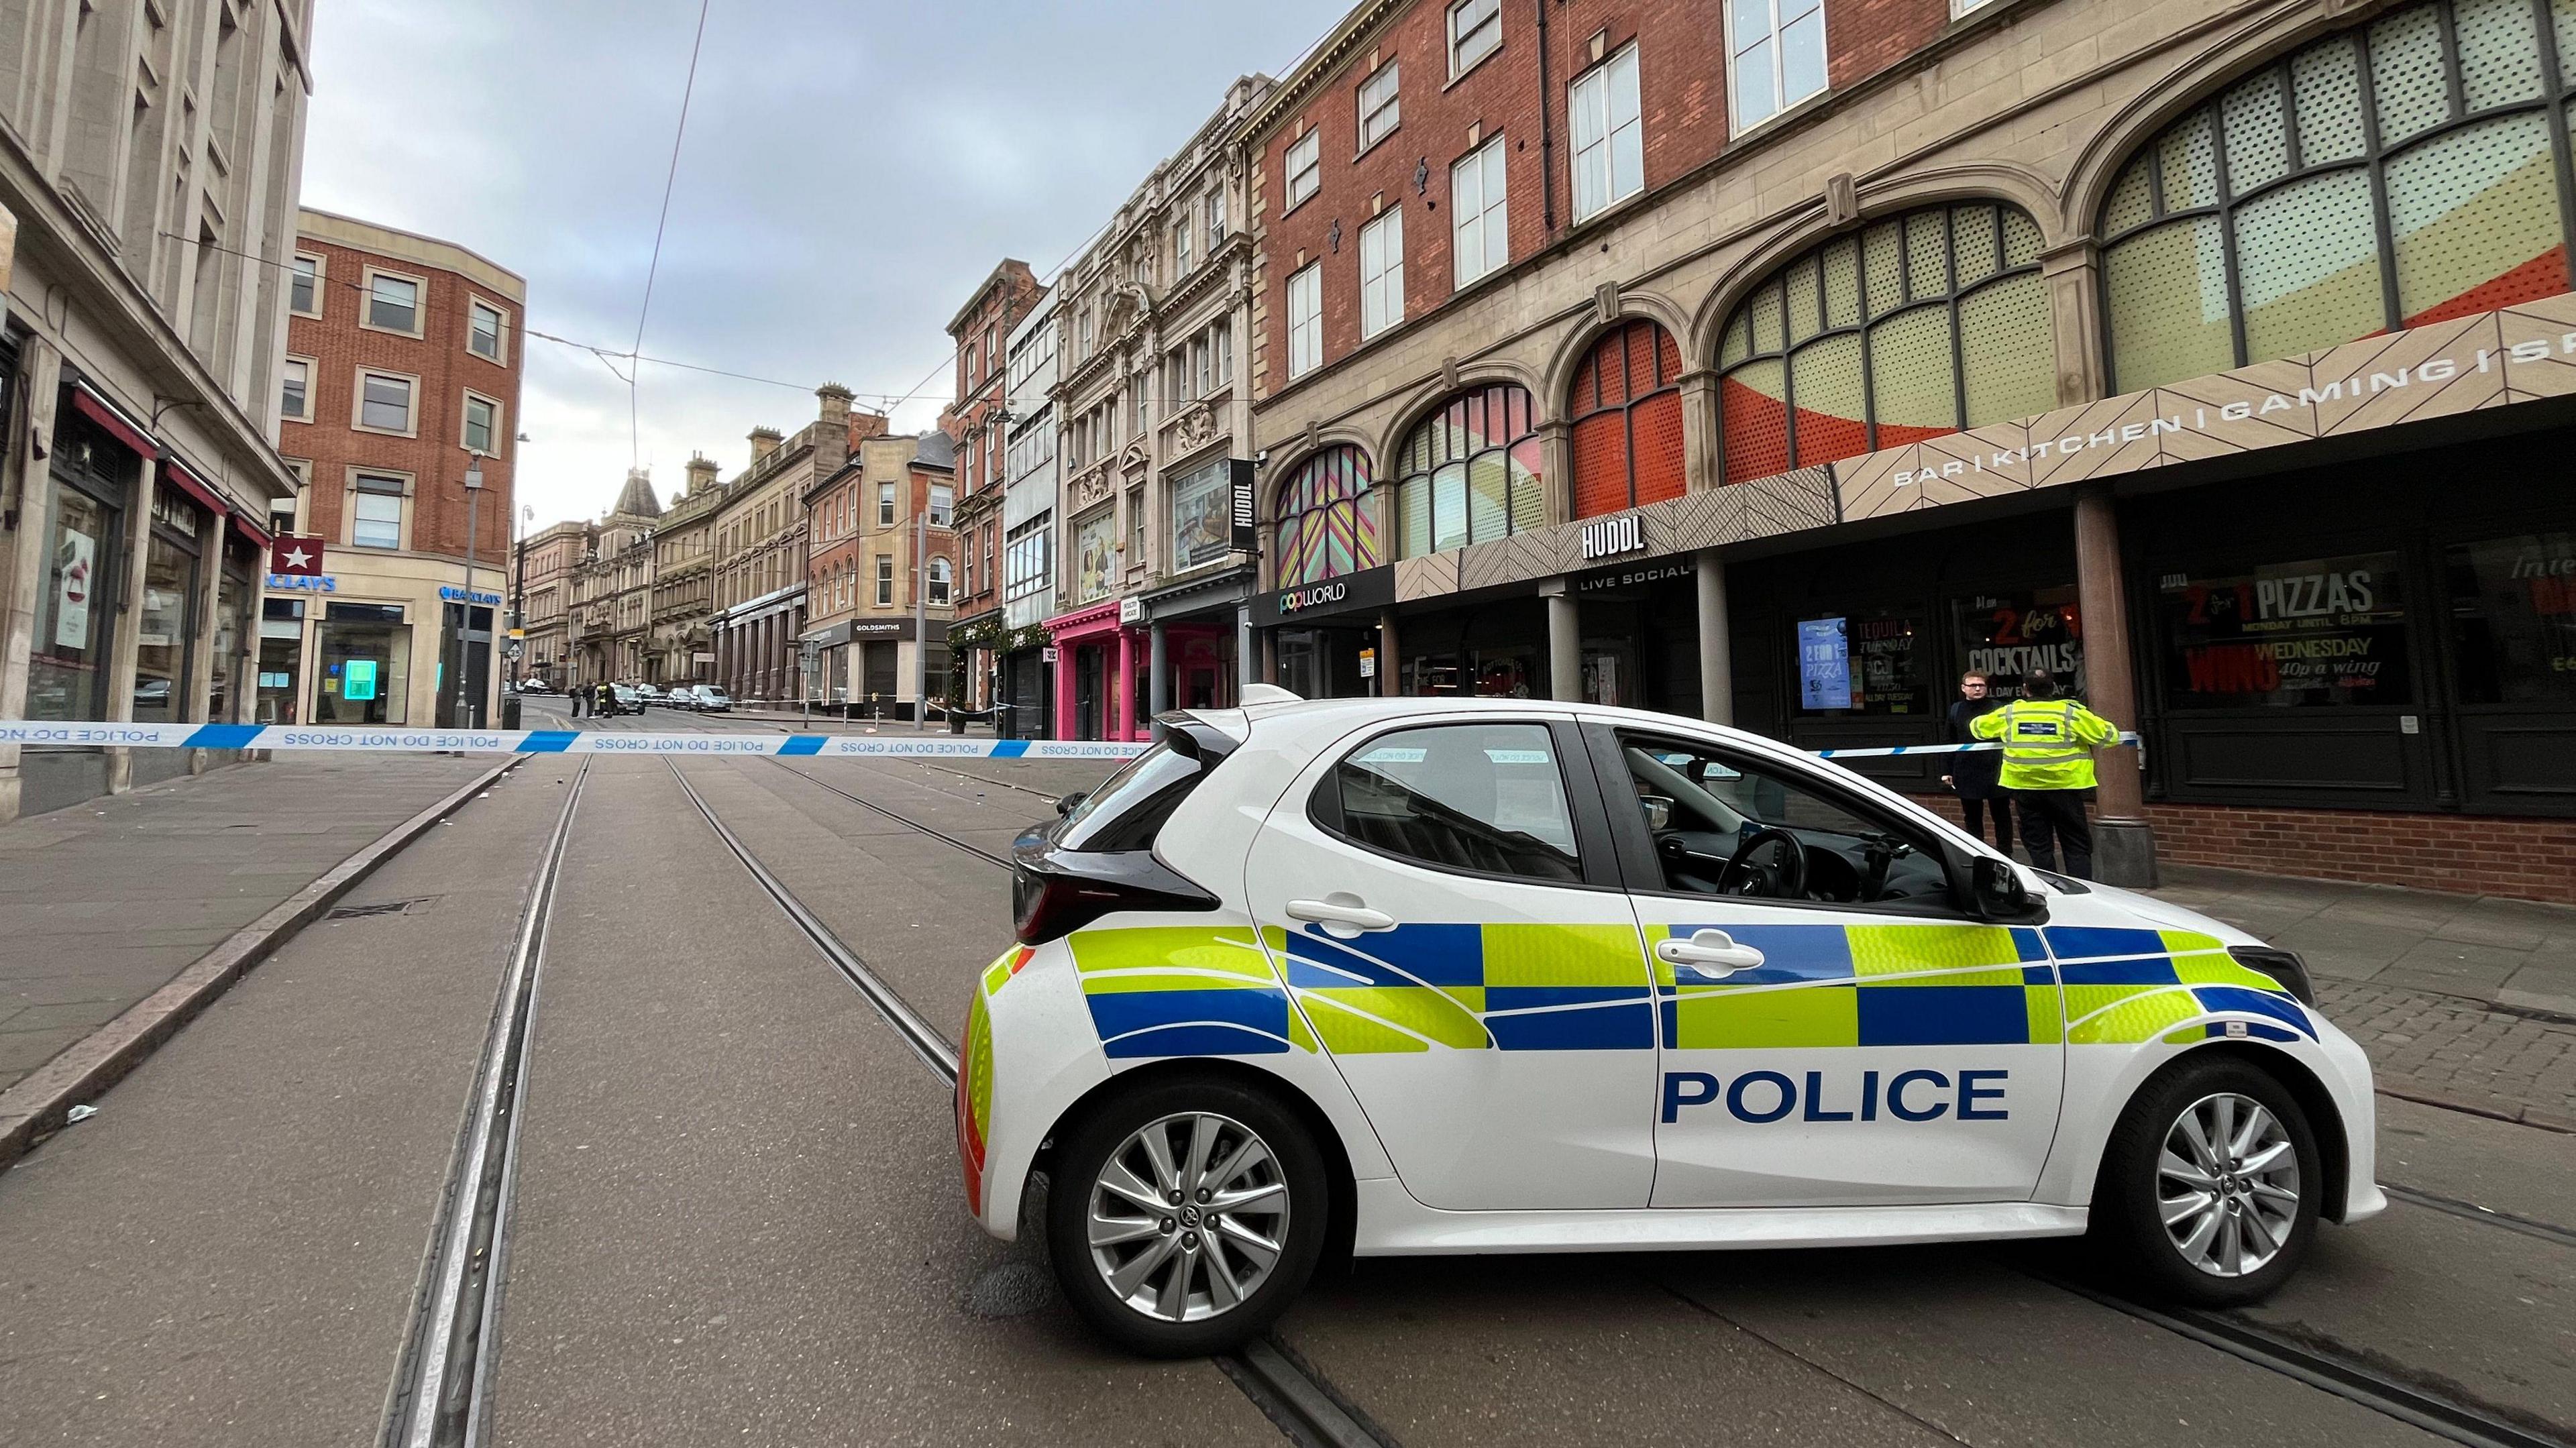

513,518,592,689
802,429,957,718
1234,0,2576,901
1042,75,1272,740
266,209,525,730
571,469,658,687
646,453,722,687
1,0,313,820
708,385,871,703
943,258,1044,714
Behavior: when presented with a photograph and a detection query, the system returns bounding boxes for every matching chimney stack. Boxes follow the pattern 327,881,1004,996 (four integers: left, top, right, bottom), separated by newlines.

814,382,855,474
849,408,890,446
685,451,720,495
748,425,783,467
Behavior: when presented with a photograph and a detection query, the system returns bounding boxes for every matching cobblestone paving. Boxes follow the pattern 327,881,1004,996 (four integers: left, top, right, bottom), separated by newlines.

2316,977,2576,1131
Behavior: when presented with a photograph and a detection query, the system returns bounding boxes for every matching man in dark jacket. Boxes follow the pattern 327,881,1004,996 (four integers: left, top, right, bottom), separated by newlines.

1941,670,2012,854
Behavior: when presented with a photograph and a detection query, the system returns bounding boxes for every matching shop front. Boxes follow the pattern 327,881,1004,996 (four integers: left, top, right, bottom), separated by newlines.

1263,565,1392,701
1138,565,1254,718
258,552,500,728
1044,598,1146,742
802,616,946,721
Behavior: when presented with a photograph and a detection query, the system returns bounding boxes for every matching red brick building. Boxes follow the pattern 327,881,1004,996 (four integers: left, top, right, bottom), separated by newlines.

268,208,525,728
942,259,1045,710
1239,0,2576,903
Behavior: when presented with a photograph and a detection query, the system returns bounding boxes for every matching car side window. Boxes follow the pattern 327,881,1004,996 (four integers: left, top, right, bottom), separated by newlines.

1318,722,1583,883
1619,733,1950,905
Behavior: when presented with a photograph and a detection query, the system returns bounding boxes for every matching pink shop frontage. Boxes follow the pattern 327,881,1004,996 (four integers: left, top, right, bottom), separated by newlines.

1044,598,1237,742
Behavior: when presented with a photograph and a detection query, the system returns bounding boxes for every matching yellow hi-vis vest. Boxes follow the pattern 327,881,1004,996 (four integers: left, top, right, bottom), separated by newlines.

1970,696,2121,791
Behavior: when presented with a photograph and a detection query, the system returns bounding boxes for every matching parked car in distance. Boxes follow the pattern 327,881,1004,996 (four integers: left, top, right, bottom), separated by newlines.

693,686,732,713
637,683,666,707
519,679,556,695
610,684,641,715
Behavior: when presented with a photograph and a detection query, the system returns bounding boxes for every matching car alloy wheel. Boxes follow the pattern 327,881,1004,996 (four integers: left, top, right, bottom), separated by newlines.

2158,1091,2301,1277
1085,1111,1291,1323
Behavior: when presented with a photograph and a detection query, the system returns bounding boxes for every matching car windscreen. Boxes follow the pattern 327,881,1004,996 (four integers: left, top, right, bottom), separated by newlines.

1055,740,1208,853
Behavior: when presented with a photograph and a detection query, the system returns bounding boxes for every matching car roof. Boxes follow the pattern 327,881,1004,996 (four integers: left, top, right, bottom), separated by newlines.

1220,693,1780,750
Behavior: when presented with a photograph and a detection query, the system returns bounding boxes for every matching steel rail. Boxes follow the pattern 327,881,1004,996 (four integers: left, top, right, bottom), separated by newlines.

2380,1182,2576,1252
669,756,1396,1448
378,759,590,1448
2036,1270,2572,1448
665,758,960,1078
765,757,1014,867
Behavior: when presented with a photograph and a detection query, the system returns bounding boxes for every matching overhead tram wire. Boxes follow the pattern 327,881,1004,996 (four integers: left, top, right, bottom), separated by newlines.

625,0,714,469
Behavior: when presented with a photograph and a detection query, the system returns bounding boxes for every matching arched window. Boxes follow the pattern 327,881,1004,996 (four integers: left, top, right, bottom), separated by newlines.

1395,384,1544,557
1274,446,1381,586
2104,0,2576,392
928,555,953,606
1719,202,2054,483
1569,319,1686,517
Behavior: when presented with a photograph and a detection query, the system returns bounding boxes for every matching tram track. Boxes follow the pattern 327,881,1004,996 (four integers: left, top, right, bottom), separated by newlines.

378,759,590,1448
666,755,1395,1448
2035,1270,2574,1448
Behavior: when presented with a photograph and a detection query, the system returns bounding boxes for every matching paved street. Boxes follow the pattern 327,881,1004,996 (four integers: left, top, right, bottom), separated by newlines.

0,725,2569,1448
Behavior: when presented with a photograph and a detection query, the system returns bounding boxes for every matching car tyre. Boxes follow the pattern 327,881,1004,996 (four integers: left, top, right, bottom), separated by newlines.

2090,1054,2320,1308
1046,1074,1328,1357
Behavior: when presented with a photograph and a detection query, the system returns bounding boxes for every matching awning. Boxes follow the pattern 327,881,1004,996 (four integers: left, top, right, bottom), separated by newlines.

229,510,274,554
69,386,160,461
160,455,229,518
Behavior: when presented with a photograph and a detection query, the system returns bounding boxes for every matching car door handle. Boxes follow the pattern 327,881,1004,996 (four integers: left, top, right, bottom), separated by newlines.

1286,897,1396,932
1656,930,1766,977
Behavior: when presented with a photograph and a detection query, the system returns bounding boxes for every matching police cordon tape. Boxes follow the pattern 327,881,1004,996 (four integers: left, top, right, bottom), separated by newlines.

0,720,2137,762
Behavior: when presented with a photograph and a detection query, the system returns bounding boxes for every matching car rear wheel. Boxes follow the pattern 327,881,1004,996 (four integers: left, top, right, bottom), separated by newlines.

2090,1054,2321,1306
1046,1076,1326,1357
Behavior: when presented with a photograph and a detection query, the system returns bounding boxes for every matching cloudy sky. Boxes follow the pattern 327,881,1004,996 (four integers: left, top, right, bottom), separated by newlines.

301,0,1346,533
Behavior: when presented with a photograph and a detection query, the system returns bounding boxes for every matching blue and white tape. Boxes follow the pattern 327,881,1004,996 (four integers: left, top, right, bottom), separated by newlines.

1815,732,2141,760
0,721,1150,759
0,722,2137,763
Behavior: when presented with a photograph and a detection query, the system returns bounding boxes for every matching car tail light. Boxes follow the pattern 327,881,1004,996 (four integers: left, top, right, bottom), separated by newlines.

1010,845,1219,946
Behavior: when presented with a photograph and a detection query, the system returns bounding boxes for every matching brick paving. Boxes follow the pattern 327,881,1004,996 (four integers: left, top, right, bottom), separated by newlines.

2313,979,2576,1130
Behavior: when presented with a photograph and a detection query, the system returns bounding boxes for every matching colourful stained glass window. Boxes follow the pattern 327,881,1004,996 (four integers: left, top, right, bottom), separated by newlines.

1717,203,2053,484
2102,0,2576,393
1274,446,1382,586
1395,384,1542,558
1568,319,1686,518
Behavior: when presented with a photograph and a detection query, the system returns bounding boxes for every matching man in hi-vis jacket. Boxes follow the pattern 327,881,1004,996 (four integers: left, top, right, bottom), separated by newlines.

1971,667,2121,879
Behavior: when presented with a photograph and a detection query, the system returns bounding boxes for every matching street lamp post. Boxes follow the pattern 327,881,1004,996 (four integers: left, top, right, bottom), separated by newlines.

454,454,485,729
511,503,533,691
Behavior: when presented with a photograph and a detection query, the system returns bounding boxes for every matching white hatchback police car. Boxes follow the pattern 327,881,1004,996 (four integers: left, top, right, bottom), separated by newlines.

959,692,2382,1356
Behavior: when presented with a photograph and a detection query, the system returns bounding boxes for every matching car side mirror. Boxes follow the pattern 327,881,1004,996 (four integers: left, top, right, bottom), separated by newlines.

1970,856,2047,924
1639,795,1674,832
1055,790,1088,819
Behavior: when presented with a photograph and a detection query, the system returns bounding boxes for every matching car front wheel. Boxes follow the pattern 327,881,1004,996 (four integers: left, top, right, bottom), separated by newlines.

2090,1054,2322,1307
1046,1076,1327,1357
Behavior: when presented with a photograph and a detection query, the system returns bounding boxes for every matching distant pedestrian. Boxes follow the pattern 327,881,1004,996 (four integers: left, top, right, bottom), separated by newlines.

1972,668,2121,879
570,681,586,718
596,681,615,717
1941,671,2012,855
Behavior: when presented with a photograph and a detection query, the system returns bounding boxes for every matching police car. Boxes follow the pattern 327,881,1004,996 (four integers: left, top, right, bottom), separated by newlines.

960,691,2381,1356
